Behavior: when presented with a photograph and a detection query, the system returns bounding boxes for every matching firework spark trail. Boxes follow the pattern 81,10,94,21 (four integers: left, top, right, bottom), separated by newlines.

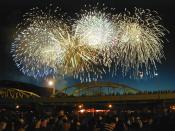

111,8,168,78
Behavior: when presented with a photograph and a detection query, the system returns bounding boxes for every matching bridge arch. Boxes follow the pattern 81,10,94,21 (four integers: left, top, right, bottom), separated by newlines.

0,88,40,99
62,82,140,96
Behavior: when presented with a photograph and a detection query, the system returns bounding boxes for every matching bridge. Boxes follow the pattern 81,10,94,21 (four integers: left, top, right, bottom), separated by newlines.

0,88,40,99
36,93,175,103
1,92,175,106
61,81,140,96
0,81,175,105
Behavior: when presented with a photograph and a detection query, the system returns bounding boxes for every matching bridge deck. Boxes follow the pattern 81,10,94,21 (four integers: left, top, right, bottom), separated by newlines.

33,93,175,103
1,93,175,104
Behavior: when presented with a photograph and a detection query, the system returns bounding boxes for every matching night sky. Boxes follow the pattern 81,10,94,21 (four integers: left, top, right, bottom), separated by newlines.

0,0,175,91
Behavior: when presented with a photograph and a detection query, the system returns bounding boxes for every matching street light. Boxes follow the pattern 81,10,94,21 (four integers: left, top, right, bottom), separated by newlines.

46,79,55,95
16,105,20,109
48,80,54,86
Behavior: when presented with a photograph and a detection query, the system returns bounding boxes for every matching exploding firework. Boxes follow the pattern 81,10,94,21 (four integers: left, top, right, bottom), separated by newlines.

11,6,168,81
71,5,118,80
57,27,104,82
72,5,117,50
11,6,104,81
11,7,67,78
112,8,168,78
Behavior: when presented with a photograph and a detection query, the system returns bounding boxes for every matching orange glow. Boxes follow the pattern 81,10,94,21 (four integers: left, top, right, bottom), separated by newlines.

79,109,85,113
78,108,110,113
96,109,110,112
78,104,83,109
170,105,175,110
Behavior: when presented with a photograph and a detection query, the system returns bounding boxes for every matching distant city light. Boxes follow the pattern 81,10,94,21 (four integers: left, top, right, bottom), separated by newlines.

79,109,85,113
78,104,83,109
170,105,175,110
78,108,110,113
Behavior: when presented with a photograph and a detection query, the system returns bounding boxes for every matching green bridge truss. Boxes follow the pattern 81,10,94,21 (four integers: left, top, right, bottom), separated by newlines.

61,82,140,96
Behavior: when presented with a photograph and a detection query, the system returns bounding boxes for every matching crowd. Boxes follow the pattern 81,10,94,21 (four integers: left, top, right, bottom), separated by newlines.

0,106,175,131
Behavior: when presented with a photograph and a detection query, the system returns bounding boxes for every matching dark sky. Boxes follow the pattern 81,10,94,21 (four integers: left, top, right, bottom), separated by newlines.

0,0,175,91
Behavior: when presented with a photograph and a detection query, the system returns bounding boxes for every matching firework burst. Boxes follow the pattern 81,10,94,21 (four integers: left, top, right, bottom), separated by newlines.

72,5,117,50
112,8,168,78
11,6,104,81
71,5,118,80
11,6,168,81
11,7,67,78
57,27,104,82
